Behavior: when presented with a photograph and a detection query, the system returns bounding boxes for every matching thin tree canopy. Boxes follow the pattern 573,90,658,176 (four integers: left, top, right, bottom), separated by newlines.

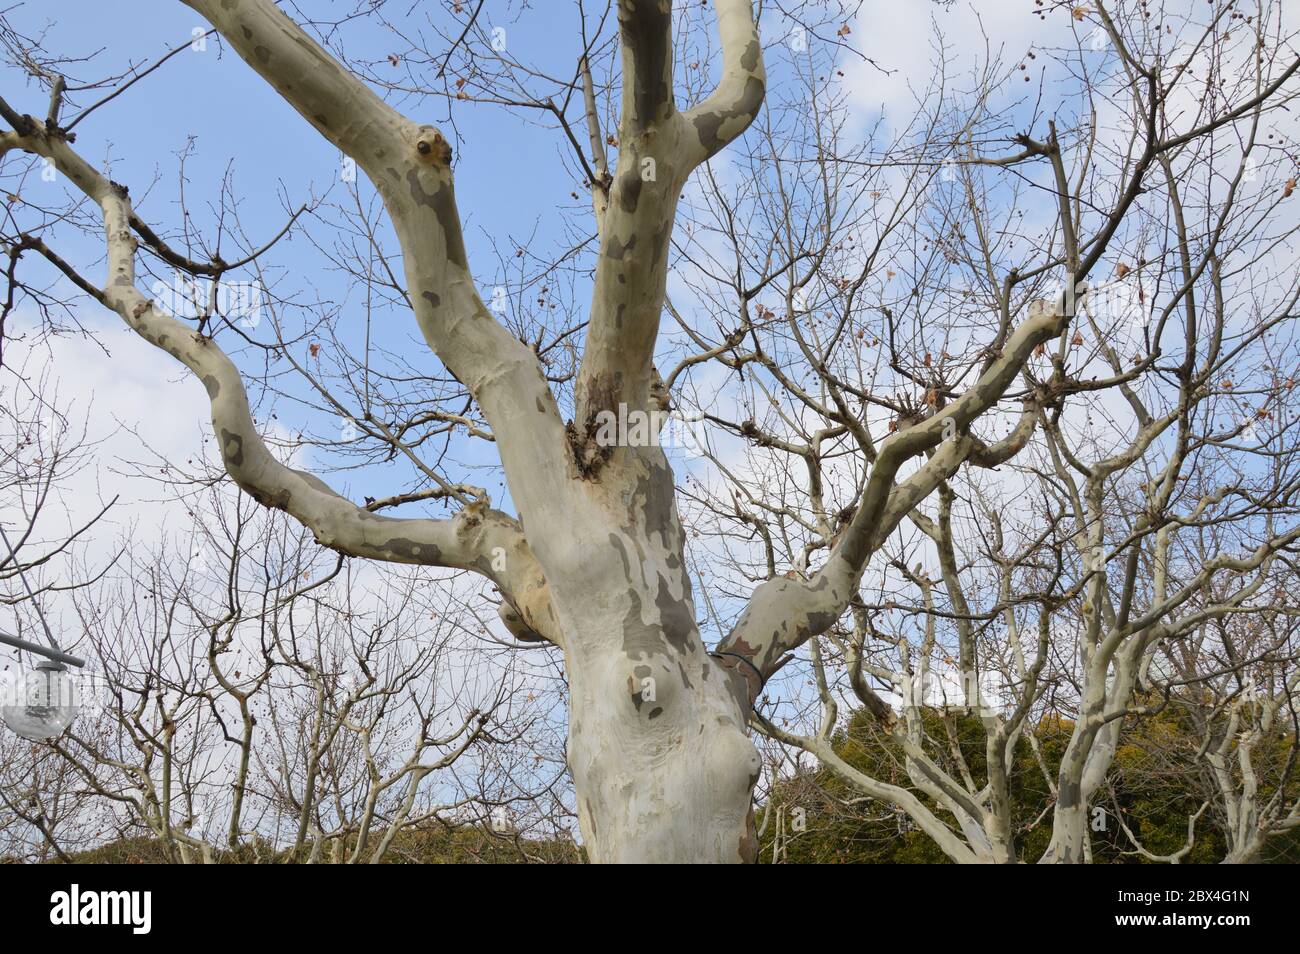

1,0,1298,867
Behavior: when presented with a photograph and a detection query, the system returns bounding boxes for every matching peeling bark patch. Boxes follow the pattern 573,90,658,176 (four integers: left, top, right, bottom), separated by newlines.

378,537,441,563
1058,778,1080,808
739,816,759,864
620,588,665,660
647,706,663,720
604,232,638,261
620,1,672,127
654,575,693,655
805,609,841,634
202,375,220,399
630,463,681,549
254,45,271,65
404,171,469,269
740,39,761,72
610,533,633,578
616,170,643,213
220,429,245,467
651,221,671,269
422,290,441,308
692,76,765,154
249,485,290,511
609,526,695,658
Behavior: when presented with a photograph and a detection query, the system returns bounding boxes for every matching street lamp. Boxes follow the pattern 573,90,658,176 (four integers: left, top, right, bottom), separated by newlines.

0,523,85,742
2,659,79,741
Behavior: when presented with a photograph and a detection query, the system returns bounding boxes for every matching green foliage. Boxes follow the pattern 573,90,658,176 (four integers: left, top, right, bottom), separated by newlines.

758,703,1300,864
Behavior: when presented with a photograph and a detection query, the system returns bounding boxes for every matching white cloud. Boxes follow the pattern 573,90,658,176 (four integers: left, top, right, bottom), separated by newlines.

2,311,212,561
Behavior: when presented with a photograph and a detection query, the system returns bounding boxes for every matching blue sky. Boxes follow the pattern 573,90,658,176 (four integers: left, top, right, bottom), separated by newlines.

0,2,596,521
0,0,1097,523
0,0,1192,653
8,0,1287,701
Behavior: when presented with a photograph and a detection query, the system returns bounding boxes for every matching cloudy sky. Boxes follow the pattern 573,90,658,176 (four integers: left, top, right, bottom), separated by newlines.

3,0,1292,779
0,0,1123,566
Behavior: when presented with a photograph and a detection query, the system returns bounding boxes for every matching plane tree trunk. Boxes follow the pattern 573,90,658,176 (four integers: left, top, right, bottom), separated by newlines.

0,0,1082,862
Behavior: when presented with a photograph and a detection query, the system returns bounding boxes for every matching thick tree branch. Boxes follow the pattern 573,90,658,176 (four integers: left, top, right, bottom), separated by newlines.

182,0,572,513
0,125,562,646
719,302,1067,697
682,0,766,163
572,0,766,442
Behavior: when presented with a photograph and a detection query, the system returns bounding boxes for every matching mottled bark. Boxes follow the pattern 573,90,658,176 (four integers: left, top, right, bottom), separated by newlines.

4,0,770,862
3,0,1164,864
717,303,1066,699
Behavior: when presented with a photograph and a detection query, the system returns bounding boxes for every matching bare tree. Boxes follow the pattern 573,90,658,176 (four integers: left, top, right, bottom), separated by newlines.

0,363,114,860
1131,605,1300,863
1,0,1298,862
31,479,557,864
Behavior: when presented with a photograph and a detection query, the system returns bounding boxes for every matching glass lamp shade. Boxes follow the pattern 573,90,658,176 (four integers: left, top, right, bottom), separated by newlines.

2,662,79,741
0,668,15,713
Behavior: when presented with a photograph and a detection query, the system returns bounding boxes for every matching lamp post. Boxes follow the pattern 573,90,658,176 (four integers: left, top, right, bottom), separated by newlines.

0,523,85,741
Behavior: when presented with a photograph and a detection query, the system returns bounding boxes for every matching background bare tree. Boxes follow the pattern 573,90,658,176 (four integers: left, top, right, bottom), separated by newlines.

0,362,114,860
30,480,568,864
